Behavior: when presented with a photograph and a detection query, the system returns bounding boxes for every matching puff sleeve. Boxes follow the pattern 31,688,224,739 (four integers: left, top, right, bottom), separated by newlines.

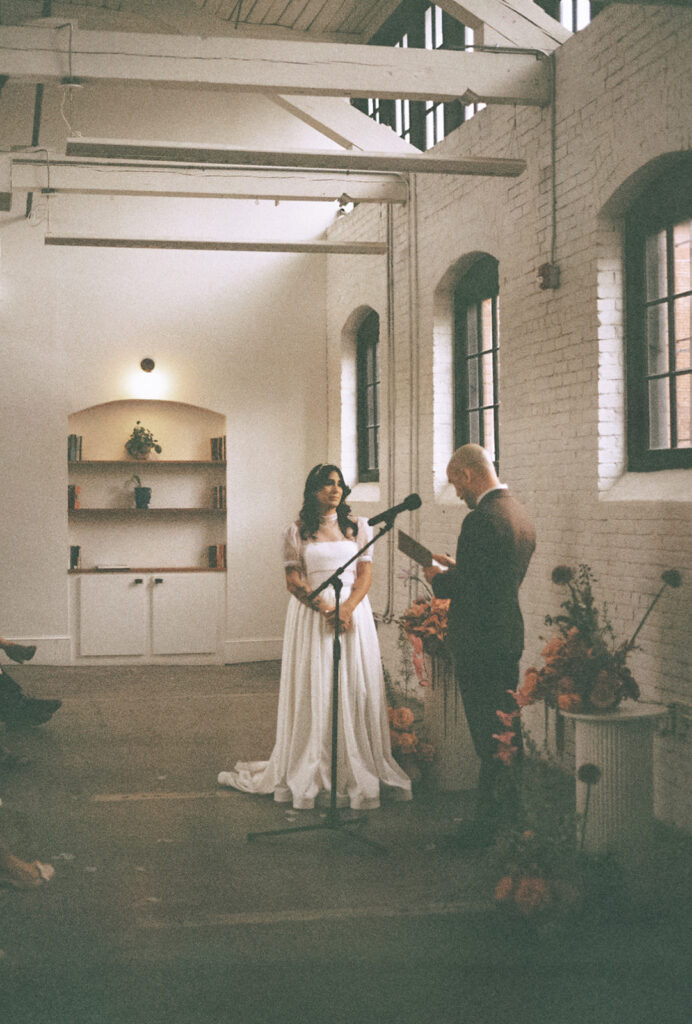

282,522,304,572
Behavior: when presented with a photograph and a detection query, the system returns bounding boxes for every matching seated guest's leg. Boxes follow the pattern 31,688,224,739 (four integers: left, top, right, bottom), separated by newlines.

0,668,61,728
0,639,37,664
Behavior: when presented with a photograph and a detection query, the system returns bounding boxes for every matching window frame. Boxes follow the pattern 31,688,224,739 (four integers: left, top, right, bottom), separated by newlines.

625,161,692,472
356,311,381,484
453,256,500,467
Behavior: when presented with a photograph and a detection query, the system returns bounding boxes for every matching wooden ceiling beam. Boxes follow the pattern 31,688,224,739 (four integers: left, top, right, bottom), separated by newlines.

45,236,387,255
436,0,569,52
64,139,526,178
271,95,419,154
8,155,409,203
0,25,550,106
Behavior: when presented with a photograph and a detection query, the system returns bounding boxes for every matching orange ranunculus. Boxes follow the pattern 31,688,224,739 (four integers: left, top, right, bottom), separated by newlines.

391,706,415,730
508,687,534,709
496,709,520,728
558,692,583,712
493,730,517,746
494,744,519,765
513,876,551,916
398,731,418,755
521,667,540,698
541,636,566,664
494,876,514,903
590,671,619,710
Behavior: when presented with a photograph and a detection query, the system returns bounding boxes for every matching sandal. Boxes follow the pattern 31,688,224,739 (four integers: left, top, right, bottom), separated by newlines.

0,860,55,889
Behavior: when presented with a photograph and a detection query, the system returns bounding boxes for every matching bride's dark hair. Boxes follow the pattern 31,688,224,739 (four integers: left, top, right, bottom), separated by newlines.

298,464,358,540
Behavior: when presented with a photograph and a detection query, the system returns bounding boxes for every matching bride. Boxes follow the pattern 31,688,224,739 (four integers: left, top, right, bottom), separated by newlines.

218,463,411,810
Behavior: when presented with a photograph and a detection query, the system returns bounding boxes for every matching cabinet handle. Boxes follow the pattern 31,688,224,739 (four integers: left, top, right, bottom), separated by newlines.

134,578,144,584
154,578,164,584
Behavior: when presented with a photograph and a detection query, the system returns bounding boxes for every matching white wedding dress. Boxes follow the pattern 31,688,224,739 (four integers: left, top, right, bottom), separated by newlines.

218,514,412,810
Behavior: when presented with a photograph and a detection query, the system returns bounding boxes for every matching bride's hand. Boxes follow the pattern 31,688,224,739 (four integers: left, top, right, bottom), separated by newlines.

325,607,354,632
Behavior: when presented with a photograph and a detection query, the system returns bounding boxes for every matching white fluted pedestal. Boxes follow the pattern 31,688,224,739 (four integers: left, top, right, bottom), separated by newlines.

423,654,479,791
561,703,666,864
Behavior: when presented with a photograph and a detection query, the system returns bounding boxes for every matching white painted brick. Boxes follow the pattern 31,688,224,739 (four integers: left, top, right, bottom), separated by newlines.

324,5,692,832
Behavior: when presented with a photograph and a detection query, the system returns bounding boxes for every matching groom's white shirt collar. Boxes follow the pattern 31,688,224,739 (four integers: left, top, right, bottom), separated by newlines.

476,484,508,506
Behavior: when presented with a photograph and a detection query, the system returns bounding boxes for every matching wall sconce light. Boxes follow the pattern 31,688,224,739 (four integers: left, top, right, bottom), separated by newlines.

336,193,354,218
140,358,155,372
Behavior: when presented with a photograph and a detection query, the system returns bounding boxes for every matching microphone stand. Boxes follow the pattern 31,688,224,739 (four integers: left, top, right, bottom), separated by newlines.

247,517,398,854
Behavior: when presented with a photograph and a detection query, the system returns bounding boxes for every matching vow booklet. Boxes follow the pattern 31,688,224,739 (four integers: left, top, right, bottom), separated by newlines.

398,530,433,568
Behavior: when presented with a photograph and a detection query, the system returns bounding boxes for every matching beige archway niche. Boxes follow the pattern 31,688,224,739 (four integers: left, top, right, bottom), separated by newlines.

432,251,493,499
67,399,227,663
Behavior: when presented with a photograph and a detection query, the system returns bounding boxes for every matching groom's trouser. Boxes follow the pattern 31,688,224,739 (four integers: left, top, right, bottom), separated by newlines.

456,658,523,829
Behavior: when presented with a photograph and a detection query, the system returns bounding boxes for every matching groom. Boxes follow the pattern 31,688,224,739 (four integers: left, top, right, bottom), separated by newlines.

424,444,536,847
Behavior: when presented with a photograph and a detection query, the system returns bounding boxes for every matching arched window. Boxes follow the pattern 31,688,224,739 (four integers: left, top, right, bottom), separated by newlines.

626,159,692,471
356,310,380,483
453,255,500,465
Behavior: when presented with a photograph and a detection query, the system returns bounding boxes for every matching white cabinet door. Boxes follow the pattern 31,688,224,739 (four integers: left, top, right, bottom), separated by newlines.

151,573,220,655
80,574,148,656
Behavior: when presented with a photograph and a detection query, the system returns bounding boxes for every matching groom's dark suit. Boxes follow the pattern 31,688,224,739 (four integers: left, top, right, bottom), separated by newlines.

431,488,536,832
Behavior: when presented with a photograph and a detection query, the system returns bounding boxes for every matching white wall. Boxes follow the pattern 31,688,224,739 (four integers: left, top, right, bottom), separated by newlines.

325,6,692,832
0,78,338,662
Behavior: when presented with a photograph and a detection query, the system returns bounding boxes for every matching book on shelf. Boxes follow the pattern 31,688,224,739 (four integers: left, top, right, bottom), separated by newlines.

67,434,83,461
67,484,81,510
69,545,81,570
212,484,226,509
207,543,227,569
210,435,227,461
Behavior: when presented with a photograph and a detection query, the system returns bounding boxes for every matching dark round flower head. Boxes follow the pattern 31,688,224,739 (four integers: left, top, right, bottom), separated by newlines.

551,565,573,585
661,569,682,589
577,763,602,786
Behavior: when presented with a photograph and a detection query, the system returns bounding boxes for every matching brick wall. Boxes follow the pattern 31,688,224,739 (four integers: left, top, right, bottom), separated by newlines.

325,6,692,832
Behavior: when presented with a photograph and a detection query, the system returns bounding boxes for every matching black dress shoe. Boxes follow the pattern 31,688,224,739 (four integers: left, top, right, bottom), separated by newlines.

3,643,37,664
5,698,62,729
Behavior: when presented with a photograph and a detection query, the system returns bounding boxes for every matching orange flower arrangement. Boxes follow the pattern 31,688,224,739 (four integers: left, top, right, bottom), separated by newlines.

398,578,451,686
387,703,434,778
492,829,582,926
511,565,682,715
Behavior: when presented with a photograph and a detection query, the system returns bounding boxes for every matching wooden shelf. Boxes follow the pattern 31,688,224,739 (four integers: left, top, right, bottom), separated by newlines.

68,460,226,467
69,567,226,574
68,508,226,517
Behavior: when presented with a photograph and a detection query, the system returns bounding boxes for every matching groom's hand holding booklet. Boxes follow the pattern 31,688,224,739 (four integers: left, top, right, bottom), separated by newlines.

398,530,434,569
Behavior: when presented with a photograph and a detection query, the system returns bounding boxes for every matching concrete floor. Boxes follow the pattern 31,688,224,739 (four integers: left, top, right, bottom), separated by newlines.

1,664,691,1024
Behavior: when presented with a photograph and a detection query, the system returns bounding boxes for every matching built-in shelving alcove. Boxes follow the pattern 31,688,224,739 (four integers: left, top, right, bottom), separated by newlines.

67,399,228,661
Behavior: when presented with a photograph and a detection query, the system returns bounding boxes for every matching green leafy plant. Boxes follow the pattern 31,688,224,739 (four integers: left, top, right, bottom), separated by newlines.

125,421,162,459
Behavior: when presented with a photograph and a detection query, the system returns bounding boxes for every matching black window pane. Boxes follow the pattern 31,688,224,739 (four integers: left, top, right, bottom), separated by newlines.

357,310,380,482
468,410,480,445
645,230,667,302
648,378,671,449
646,304,669,376
454,255,500,461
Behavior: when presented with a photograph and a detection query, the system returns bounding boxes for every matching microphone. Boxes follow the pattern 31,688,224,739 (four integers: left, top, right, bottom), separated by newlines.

368,493,422,527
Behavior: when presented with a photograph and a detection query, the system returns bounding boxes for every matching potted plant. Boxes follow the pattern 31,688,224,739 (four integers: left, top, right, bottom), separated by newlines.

129,474,151,509
125,421,162,460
